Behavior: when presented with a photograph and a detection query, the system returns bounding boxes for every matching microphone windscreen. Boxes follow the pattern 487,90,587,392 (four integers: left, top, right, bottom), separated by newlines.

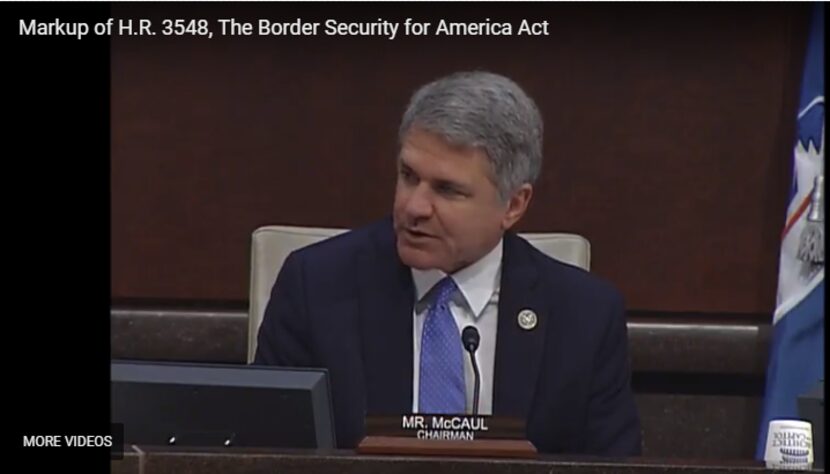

461,325,480,352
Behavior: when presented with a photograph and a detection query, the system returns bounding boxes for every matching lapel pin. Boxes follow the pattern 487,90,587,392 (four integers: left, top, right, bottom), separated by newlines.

517,309,538,331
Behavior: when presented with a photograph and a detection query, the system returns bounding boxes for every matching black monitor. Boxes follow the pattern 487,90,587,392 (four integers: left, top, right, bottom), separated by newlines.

111,360,336,449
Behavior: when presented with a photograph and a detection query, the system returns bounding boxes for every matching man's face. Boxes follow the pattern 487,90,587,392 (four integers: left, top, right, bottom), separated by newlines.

393,127,529,273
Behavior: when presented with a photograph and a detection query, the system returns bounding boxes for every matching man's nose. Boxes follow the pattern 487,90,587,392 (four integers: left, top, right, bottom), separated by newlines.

404,183,434,220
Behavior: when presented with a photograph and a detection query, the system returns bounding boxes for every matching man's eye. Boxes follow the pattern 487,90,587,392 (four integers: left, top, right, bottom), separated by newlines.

437,184,461,196
400,168,416,182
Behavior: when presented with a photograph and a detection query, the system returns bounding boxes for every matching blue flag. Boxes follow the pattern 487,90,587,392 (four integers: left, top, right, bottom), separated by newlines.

756,2,825,459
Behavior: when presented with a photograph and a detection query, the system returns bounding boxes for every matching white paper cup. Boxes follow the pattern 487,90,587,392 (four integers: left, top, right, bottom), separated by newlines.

764,419,813,470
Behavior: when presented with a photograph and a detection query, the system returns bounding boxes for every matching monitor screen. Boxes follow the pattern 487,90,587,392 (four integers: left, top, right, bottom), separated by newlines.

111,360,336,449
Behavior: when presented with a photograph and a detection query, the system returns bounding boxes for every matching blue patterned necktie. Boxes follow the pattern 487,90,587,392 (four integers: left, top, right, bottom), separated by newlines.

419,276,466,414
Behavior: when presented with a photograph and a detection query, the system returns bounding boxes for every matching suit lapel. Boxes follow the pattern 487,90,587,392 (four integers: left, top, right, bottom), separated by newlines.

358,220,415,415
493,232,548,418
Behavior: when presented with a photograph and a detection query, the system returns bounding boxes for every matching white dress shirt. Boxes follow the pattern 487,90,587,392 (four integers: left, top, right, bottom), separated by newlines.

411,239,502,415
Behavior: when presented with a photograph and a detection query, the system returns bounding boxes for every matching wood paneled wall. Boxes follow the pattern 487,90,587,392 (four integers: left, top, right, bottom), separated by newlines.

111,2,809,313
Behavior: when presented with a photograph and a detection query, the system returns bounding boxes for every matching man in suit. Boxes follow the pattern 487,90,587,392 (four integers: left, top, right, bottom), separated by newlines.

254,71,641,455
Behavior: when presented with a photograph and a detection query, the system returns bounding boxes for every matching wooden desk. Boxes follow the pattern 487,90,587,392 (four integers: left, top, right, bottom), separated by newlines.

111,446,823,474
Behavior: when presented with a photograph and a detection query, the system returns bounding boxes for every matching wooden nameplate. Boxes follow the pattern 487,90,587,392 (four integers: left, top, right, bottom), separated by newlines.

356,415,537,459
357,435,537,458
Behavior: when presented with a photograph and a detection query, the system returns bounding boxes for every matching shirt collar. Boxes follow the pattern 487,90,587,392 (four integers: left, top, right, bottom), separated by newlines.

411,238,503,319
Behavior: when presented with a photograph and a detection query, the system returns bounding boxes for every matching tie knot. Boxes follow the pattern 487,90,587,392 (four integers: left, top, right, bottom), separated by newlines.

433,277,458,305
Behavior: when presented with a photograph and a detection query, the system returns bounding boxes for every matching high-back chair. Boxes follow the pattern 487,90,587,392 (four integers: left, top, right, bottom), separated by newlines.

247,225,590,362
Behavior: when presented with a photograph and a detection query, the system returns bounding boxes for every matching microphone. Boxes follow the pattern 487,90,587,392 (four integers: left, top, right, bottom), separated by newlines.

461,326,481,415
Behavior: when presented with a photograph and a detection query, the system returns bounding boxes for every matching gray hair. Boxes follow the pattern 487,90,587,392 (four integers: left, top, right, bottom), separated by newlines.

398,71,543,201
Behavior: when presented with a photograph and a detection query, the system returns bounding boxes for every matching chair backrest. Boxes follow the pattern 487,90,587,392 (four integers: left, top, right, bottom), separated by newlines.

247,225,590,362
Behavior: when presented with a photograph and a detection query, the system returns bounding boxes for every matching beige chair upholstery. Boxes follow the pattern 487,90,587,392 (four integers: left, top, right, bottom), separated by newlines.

248,225,347,363
247,225,590,362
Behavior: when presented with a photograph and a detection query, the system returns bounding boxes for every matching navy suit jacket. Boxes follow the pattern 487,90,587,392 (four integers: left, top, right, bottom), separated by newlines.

254,217,642,456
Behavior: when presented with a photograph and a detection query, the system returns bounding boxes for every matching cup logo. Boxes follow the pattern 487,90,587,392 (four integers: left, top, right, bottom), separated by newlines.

773,431,811,464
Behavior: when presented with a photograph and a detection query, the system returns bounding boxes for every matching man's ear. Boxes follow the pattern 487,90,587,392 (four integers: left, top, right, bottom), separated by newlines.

501,184,533,230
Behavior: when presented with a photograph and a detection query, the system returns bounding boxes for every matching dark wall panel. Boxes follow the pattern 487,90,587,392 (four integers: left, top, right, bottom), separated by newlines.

111,3,808,313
